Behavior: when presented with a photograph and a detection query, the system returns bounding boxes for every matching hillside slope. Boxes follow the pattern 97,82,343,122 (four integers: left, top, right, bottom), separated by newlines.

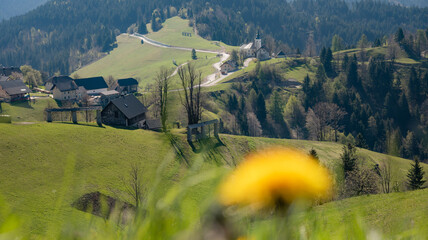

0,123,426,237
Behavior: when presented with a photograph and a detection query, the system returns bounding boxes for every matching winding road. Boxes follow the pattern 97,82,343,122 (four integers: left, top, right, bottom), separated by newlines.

130,33,253,87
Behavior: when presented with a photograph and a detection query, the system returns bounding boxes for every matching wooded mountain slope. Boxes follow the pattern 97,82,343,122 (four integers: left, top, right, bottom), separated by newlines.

0,0,426,75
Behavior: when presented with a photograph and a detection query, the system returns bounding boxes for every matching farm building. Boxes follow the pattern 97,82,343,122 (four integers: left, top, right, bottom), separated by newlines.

100,90,120,107
240,31,270,61
101,94,147,127
0,67,22,77
220,60,238,75
49,76,87,101
0,79,31,102
116,78,139,94
276,50,286,58
140,119,162,131
74,77,108,95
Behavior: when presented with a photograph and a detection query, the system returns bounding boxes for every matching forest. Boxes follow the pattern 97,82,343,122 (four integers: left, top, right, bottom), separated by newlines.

212,28,428,163
0,0,427,75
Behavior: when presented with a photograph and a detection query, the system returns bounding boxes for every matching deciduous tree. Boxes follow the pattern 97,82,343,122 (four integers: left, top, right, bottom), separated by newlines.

156,67,171,131
178,63,202,125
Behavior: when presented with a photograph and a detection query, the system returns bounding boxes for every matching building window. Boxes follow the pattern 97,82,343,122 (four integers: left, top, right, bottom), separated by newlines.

114,111,119,118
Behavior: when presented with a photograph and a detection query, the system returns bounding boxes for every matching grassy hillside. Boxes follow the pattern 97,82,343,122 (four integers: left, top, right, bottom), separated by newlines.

0,97,58,122
73,17,240,89
147,17,236,52
73,34,217,88
0,123,426,238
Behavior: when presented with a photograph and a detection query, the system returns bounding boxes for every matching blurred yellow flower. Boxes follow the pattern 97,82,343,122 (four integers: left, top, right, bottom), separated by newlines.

219,147,332,210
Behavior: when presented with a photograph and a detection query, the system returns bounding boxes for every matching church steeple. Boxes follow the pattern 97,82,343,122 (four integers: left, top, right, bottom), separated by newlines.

254,30,262,50
256,30,261,40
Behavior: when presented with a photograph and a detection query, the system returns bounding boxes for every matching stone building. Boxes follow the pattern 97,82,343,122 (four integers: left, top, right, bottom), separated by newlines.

239,31,270,61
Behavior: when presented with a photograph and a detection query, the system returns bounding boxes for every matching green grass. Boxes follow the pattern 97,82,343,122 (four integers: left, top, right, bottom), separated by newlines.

0,115,12,123
73,35,216,88
0,123,426,238
1,98,58,122
310,189,428,238
147,17,236,52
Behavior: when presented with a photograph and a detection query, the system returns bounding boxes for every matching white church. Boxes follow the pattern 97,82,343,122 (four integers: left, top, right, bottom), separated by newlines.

240,32,270,61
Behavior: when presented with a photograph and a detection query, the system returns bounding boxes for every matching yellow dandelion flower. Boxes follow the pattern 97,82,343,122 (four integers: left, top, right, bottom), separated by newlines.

219,147,332,210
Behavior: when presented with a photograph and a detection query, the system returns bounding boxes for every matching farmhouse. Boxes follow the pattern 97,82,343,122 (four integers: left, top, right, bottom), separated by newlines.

101,94,147,127
220,60,238,75
49,76,86,101
100,90,120,107
0,67,22,77
240,32,270,61
116,78,139,94
276,50,286,58
0,79,31,102
74,76,108,95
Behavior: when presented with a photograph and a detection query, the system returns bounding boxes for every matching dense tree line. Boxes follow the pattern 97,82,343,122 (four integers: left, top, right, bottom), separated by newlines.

216,30,428,162
0,0,186,75
194,0,428,53
0,0,427,76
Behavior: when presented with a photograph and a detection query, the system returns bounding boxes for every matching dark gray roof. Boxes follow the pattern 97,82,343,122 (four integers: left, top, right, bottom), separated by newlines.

47,76,73,84
277,51,286,56
1,67,22,76
0,79,31,95
108,95,147,119
117,78,138,86
144,119,162,130
51,77,78,92
74,77,108,90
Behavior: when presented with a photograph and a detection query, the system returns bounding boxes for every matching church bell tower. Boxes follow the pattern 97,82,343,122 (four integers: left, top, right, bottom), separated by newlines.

254,30,262,50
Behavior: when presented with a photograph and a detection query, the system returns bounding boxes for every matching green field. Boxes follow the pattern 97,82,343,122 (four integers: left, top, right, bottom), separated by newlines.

0,123,426,238
73,35,217,88
147,17,236,52
1,97,58,122
72,16,242,90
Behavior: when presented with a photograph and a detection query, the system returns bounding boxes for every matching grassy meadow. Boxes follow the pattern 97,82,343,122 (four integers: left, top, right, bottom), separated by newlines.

73,34,217,88
146,17,237,52
0,97,58,122
73,17,242,90
0,123,427,238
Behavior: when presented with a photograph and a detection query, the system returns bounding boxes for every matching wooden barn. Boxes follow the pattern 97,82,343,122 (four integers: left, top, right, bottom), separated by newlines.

116,78,139,94
0,79,31,102
101,95,147,127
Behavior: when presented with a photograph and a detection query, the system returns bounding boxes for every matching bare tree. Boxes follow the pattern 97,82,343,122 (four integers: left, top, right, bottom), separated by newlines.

304,31,316,57
107,75,117,90
375,160,392,194
122,163,144,208
247,112,262,137
313,102,346,141
305,108,321,140
344,168,379,197
155,67,171,132
178,63,202,125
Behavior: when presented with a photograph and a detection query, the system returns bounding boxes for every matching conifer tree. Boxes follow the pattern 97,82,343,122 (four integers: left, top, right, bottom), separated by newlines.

138,20,148,34
269,91,284,123
255,92,267,123
191,48,197,60
341,143,357,177
407,157,426,190
309,148,319,162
